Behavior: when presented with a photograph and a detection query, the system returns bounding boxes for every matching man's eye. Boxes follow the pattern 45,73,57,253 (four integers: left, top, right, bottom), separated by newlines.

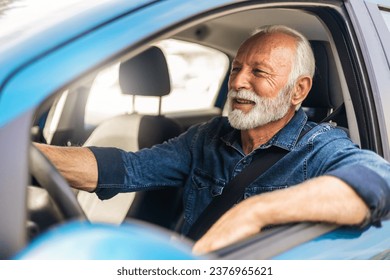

231,67,240,73
253,69,268,76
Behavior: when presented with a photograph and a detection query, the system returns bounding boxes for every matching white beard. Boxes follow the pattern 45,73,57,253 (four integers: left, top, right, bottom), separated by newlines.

227,87,293,130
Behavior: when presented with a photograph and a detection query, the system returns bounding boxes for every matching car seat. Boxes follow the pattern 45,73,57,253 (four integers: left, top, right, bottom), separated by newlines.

77,46,183,225
302,41,346,127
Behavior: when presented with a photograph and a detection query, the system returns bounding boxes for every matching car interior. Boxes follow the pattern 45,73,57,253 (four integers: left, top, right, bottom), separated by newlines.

28,4,372,256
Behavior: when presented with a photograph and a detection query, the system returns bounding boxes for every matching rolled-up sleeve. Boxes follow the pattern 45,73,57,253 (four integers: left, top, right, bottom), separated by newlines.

88,147,126,200
327,164,390,226
307,125,390,226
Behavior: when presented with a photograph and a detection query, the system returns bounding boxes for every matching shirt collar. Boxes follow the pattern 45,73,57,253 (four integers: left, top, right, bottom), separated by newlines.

221,108,308,152
269,108,308,151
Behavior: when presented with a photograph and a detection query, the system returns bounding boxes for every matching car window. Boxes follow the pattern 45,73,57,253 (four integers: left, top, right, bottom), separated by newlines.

379,8,390,31
364,1,390,30
367,0,390,4
84,39,229,126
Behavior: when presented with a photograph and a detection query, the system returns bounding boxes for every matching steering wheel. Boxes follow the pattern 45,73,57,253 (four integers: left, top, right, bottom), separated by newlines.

29,144,86,220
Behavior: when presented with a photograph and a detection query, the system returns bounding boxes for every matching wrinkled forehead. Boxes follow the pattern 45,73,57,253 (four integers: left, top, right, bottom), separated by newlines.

234,32,297,70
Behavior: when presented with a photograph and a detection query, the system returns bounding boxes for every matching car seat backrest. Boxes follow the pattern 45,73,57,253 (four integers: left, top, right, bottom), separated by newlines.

79,47,183,225
302,41,345,125
84,46,182,150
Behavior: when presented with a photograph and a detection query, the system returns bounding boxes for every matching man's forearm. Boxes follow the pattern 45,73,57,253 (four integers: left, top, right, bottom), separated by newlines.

35,143,98,192
193,175,369,254
254,175,369,227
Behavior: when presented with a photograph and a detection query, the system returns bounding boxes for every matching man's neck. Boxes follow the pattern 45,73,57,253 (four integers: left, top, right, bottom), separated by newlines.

240,109,295,155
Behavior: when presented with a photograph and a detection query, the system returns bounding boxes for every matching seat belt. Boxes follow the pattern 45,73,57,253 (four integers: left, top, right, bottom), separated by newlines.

186,127,311,241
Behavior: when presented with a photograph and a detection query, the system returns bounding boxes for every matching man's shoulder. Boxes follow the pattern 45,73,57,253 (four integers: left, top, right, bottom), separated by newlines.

305,121,351,142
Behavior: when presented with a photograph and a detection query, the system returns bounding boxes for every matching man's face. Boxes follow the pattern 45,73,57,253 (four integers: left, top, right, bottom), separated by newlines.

227,32,297,130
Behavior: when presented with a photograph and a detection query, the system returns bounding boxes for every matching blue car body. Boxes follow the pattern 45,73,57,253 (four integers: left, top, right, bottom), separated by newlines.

0,0,389,260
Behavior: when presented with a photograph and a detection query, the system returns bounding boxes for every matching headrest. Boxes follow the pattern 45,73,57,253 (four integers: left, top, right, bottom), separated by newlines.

119,46,171,97
302,41,335,109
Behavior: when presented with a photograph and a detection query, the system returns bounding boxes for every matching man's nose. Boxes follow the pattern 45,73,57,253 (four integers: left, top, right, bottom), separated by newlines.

229,70,251,91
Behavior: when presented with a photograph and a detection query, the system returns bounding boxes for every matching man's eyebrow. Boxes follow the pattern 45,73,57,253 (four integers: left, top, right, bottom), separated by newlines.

231,59,241,65
231,60,275,75
252,62,274,72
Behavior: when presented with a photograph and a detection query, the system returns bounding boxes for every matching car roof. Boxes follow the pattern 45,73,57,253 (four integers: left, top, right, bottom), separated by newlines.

0,0,155,84
0,0,102,42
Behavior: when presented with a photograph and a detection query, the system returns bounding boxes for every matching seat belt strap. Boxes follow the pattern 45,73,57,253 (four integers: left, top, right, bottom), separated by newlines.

186,127,311,241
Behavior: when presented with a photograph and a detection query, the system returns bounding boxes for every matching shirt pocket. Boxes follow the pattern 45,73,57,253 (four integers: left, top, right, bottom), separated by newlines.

191,168,226,197
184,168,227,226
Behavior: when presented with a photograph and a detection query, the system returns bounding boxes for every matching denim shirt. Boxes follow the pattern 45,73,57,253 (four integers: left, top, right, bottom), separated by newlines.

90,108,390,235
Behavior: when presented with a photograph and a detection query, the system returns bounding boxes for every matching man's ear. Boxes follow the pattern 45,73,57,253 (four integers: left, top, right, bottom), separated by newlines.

291,76,312,106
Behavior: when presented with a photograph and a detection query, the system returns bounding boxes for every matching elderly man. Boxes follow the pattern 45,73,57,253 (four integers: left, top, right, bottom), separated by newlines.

37,25,390,255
